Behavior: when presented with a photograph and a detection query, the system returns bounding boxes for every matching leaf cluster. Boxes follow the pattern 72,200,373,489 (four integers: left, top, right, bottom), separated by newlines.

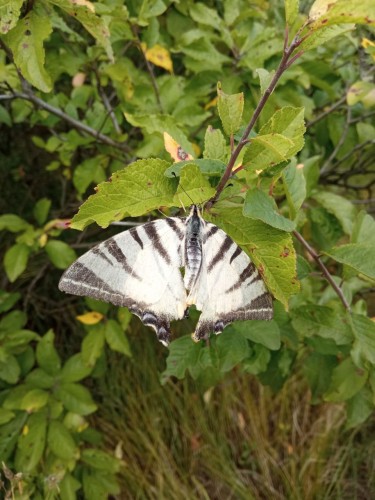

0,0,375,497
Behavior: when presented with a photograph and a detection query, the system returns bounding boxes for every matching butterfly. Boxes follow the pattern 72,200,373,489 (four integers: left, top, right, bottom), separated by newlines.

59,205,273,346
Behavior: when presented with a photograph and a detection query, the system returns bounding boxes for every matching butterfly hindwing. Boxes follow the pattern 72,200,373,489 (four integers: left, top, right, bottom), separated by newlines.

190,222,273,341
59,218,187,345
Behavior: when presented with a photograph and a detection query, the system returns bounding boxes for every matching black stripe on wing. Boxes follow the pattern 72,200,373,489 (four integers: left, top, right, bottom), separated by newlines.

104,239,141,280
207,235,233,272
143,223,171,264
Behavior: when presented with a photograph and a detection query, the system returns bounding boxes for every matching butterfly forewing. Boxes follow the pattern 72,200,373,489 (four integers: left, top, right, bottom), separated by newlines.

59,218,187,345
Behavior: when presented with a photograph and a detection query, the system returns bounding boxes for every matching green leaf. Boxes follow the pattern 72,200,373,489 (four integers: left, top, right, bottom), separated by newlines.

173,164,215,206
0,412,27,462
351,211,375,245
81,449,120,473
346,387,373,429
325,244,375,281
50,0,113,61
45,240,77,269
300,24,354,52
15,412,47,472
36,330,61,376
312,192,356,235
104,320,131,357
303,353,337,403
161,336,203,383
244,188,296,232
0,290,21,313
211,207,299,307
165,159,226,178
285,0,299,25
60,473,81,500
296,254,312,280
48,420,78,461
33,198,51,225
7,388,49,412
25,368,55,389
309,0,375,28
0,408,15,425
256,68,275,96
243,107,305,171
4,243,30,282
4,11,52,92
0,309,27,331
282,160,306,219
0,214,30,232
230,320,281,350
324,358,368,403
291,305,353,345
217,82,244,136
0,355,20,384
350,314,375,365
55,382,97,415
61,353,93,382
203,126,228,162
242,344,271,375
71,159,177,230
0,0,23,34
73,156,108,196
243,133,293,171
82,470,120,500
214,329,250,373
82,326,105,367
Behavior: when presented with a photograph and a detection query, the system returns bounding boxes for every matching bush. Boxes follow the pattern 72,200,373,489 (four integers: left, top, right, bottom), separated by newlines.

0,0,374,497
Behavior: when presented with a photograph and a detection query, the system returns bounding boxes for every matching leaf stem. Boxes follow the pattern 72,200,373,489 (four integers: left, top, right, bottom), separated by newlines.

292,230,351,312
207,33,304,208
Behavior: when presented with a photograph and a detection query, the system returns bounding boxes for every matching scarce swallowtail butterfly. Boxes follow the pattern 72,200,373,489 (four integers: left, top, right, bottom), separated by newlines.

59,205,273,346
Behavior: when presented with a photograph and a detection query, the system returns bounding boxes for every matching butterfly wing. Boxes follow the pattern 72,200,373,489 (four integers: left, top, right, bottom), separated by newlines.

59,217,187,345
189,223,273,341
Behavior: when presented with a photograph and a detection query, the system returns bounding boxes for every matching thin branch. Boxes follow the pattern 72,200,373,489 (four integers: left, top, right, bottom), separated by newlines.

207,31,304,208
94,67,122,135
1,90,131,153
131,25,163,113
306,95,347,128
320,106,352,175
321,139,375,174
293,230,351,312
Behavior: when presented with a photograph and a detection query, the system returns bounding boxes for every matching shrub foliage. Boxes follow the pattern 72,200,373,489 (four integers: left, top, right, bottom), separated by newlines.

0,0,374,497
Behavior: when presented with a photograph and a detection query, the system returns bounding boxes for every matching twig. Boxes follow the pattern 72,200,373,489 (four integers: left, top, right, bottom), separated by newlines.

131,25,163,113
320,106,352,175
292,230,351,311
207,29,304,208
94,67,122,135
306,95,347,128
321,139,375,174
0,90,131,153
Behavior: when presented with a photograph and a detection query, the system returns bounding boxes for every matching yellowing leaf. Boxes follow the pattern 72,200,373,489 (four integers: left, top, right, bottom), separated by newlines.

362,38,375,49
76,312,104,325
143,44,173,73
39,234,48,248
205,96,218,110
164,132,194,162
23,424,29,436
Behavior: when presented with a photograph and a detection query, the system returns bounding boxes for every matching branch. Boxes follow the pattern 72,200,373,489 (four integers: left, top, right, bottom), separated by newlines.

306,95,347,128
207,31,304,208
292,230,351,311
131,25,163,113
320,106,352,175
94,67,122,135
1,89,131,153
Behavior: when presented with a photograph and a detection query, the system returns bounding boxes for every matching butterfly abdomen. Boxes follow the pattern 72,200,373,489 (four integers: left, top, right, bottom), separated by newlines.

184,208,203,291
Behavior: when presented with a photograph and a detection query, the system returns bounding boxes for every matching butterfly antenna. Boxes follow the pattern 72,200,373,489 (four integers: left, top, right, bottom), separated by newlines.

171,171,195,212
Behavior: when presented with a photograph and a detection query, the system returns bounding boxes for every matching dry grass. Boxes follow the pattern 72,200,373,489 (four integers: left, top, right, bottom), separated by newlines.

92,333,375,499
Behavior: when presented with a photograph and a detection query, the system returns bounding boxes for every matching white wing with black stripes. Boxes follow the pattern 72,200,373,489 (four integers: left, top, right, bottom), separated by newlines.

188,222,273,341
59,205,273,346
59,218,187,346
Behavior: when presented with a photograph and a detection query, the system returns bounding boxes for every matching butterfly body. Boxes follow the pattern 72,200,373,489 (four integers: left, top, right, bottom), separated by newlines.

59,206,273,346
